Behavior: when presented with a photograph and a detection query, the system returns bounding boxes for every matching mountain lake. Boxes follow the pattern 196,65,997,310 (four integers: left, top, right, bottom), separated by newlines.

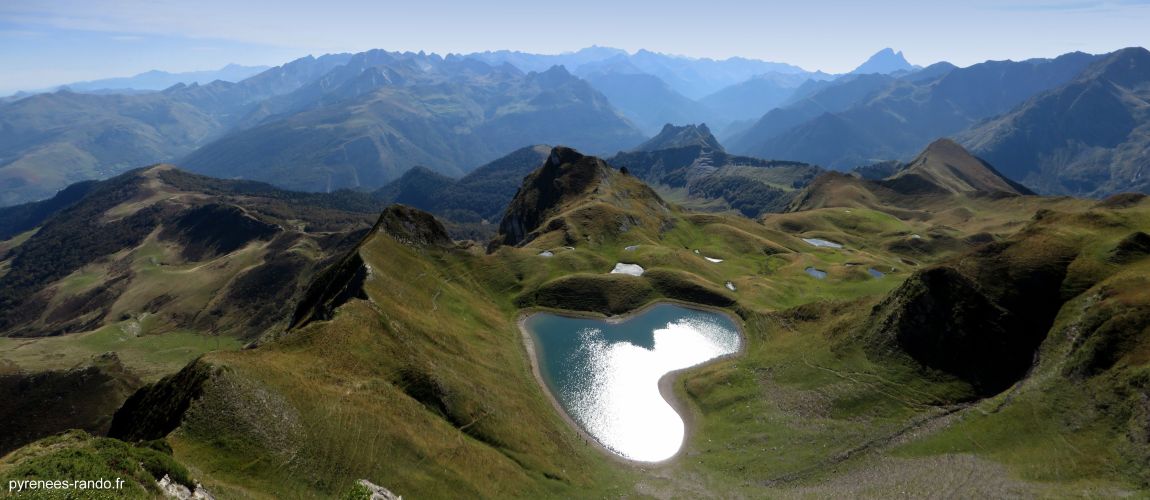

521,303,742,462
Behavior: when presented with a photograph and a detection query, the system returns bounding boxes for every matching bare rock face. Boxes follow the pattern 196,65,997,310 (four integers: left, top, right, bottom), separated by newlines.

355,479,402,499
158,474,215,500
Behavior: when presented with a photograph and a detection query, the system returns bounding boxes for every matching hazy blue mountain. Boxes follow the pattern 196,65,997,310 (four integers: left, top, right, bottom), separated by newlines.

622,49,811,99
960,47,1150,197
471,47,813,99
0,89,231,206
0,53,355,206
371,166,456,207
226,53,355,98
0,50,644,206
464,46,628,73
700,72,829,124
901,61,959,83
732,51,1101,170
850,48,920,75
581,71,712,135
726,73,897,148
51,64,271,94
182,59,643,193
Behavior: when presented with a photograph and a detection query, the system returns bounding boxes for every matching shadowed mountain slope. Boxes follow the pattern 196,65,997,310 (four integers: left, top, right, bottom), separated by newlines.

0,165,378,339
732,51,1101,170
961,47,1150,197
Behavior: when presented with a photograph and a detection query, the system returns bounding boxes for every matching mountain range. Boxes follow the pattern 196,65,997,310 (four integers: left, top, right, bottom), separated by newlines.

0,46,899,207
960,47,1150,197
181,58,643,193
43,64,270,94
3,45,1150,211
730,51,1101,168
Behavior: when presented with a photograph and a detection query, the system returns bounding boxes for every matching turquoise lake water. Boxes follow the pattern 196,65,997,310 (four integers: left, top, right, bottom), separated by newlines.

523,303,741,462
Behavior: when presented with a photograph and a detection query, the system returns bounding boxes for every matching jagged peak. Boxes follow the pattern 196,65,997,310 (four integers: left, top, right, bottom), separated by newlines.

493,147,611,248
545,145,588,168
491,146,671,249
851,48,917,75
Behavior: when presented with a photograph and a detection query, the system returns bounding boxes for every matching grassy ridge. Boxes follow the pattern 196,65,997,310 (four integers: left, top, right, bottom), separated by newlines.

163,230,638,497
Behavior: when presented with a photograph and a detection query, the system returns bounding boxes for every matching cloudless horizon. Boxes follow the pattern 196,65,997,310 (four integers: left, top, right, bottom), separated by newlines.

2,0,1149,95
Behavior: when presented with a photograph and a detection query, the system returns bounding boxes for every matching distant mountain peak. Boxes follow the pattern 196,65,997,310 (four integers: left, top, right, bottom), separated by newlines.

851,48,918,75
634,123,725,152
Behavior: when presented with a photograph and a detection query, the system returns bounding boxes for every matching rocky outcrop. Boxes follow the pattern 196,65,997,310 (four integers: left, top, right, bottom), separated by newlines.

158,474,215,500
493,147,611,247
376,204,453,248
354,479,402,500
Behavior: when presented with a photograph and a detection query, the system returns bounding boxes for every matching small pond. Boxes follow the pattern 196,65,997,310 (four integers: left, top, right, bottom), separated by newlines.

802,238,844,249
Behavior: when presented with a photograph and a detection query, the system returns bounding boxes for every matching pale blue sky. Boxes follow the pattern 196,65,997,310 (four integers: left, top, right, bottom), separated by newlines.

2,0,1149,94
